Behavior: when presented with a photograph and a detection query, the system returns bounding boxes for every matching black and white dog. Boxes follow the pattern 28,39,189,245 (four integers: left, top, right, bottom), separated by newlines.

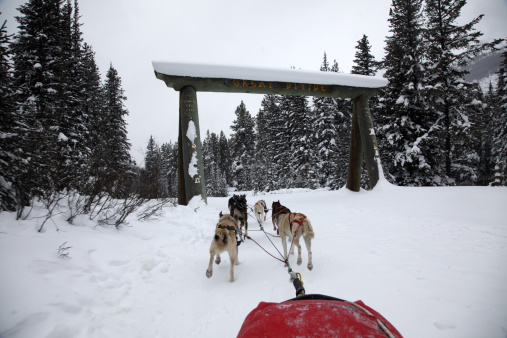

228,194,248,239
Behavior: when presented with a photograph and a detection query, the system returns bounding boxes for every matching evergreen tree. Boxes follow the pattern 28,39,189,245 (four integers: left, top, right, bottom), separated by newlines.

67,0,91,188
202,130,214,195
10,0,69,202
82,43,108,200
218,131,232,187
424,0,502,185
0,16,17,210
330,59,352,188
53,0,90,191
142,135,162,198
475,83,495,185
351,35,377,76
320,52,330,72
451,83,481,185
312,53,340,188
276,94,297,188
378,0,435,186
286,94,315,188
160,141,178,197
101,63,133,196
492,46,507,185
203,131,227,197
254,108,270,192
259,94,282,190
230,101,255,191
160,142,178,198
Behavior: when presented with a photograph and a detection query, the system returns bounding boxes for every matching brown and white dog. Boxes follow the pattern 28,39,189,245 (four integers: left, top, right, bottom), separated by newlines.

206,213,240,282
253,200,268,224
271,200,291,232
274,212,315,271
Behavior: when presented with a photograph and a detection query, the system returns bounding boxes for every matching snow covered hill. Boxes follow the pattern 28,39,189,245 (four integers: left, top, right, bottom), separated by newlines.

1,182,506,338
463,50,502,92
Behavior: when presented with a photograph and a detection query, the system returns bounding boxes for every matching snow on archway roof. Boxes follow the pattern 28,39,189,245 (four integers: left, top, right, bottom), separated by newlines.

152,61,387,89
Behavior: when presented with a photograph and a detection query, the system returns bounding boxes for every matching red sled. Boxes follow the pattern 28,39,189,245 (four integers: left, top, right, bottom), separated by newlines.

237,294,403,337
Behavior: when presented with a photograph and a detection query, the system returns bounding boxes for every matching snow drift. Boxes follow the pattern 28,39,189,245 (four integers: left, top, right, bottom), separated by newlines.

1,184,506,337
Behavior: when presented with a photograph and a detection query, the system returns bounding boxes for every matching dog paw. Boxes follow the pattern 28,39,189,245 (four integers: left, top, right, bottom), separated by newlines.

307,264,313,271
297,259,302,266
215,257,221,265
206,270,213,278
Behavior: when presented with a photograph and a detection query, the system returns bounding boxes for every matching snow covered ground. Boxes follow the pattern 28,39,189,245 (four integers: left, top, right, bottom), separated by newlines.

1,181,506,338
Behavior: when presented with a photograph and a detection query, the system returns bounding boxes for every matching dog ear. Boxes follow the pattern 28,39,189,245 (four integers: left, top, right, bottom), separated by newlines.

219,211,223,217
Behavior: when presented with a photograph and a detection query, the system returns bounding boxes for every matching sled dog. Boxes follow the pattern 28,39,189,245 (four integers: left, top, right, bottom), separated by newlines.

271,200,291,232
206,213,240,282
275,212,315,271
228,194,248,239
253,200,268,224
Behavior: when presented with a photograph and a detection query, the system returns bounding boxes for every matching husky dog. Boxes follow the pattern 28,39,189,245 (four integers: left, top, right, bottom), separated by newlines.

206,213,240,282
271,200,291,232
274,212,315,271
228,194,248,239
253,200,268,224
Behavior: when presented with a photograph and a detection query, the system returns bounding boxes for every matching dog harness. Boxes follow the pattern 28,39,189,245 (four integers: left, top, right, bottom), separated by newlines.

273,205,291,217
217,224,241,246
287,213,306,234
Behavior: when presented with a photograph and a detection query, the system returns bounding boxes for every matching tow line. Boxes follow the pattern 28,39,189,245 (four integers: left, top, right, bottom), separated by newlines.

240,215,306,297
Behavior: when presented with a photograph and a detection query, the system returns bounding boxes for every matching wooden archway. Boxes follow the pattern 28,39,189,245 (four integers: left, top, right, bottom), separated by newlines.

152,62,387,205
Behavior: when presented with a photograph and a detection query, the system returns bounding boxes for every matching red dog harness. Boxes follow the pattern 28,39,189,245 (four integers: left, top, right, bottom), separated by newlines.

287,213,306,233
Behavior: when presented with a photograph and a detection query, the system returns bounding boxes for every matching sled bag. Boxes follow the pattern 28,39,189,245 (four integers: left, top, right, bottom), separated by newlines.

237,294,403,337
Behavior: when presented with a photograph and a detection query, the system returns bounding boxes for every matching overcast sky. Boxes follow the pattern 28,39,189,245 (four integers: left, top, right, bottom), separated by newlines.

1,0,506,165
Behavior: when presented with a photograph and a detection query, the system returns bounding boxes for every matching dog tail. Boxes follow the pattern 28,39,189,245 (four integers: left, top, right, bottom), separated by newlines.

303,219,315,239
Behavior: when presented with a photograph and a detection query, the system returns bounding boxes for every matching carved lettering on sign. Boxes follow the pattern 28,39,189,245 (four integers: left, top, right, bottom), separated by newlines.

230,79,326,92
182,98,197,111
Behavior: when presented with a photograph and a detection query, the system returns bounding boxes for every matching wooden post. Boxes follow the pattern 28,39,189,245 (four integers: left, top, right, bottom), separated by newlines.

346,103,363,192
178,86,207,205
355,94,379,190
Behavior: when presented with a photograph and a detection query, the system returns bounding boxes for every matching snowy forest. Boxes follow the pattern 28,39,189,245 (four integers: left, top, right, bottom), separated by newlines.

142,0,507,197
1,0,506,216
